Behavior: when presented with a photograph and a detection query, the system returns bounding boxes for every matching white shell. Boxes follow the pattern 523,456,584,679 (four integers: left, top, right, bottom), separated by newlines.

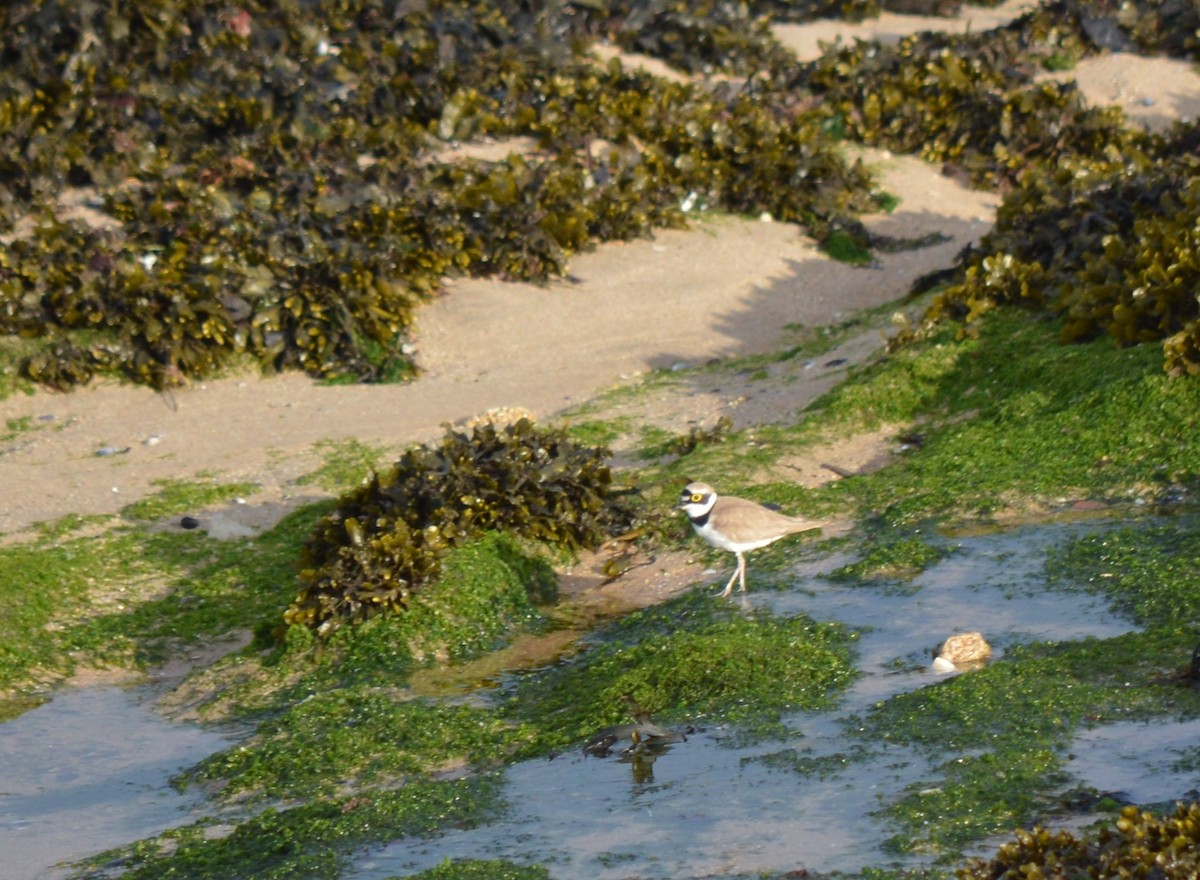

931,656,957,674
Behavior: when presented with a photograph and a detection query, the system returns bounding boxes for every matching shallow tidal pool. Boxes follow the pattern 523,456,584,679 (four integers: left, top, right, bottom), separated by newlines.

0,685,233,880
349,523,1141,879
4,519,1193,880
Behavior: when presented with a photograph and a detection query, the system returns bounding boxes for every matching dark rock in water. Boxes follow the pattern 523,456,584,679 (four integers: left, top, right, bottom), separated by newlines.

583,695,688,759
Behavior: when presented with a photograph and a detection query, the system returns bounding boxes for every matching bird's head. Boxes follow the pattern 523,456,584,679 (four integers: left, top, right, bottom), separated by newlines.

678,481,717,516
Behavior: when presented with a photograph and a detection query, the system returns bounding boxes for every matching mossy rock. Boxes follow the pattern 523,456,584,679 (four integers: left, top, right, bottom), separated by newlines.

915,133,1200,375
286,419,636,633
322,531,558,674
503,591,859,750
182,688,524,802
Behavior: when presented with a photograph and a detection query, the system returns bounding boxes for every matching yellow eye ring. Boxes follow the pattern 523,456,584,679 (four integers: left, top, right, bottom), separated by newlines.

690,493,703,502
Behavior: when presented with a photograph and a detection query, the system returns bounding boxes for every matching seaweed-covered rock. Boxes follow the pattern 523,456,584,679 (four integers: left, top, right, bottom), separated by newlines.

286,419,637,633
1065,0,1200,58
580,0,796,76
0,0,878,391
8,0,1199,390
958,802,1200,879
792,2,1151,188
914,127,1200,375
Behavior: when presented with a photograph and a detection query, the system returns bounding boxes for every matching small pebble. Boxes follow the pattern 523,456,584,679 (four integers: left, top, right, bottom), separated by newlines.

936,631,992,671
143,435,162,446
180,516,201,530
95,446,131,457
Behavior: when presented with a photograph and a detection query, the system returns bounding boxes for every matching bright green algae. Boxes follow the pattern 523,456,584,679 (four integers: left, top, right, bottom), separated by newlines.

181,691,527,802
658,310,1200,527
119,477,260,521
165,531,557,723
401,861,552,880
863,629,1200,854
1048,521,1200,628
503,590,860,750
829,535,951,584
90,776,506,880
0,498,320,696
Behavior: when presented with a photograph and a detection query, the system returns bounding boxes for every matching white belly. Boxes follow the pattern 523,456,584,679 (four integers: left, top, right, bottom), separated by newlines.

691,519,781,554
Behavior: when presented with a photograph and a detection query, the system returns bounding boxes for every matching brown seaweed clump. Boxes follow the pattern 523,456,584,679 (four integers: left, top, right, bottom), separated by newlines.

792,1,1151,189
5,0,1200,390
286,419,637,634
791,0,1200,375
0,0,879,391
913,126,1200,375
958,802,1200,879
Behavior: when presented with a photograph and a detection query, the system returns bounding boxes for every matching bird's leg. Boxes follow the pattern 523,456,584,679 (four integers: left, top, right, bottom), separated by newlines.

720,555,742,598
738,552,748,592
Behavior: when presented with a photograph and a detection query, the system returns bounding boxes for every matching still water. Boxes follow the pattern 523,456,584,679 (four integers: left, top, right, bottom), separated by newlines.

0,685,232,880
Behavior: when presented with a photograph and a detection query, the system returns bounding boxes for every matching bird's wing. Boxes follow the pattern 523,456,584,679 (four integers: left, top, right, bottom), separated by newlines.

720,497,825,543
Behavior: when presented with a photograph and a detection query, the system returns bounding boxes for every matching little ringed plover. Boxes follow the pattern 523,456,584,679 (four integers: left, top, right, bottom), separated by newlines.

678,481,826,597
